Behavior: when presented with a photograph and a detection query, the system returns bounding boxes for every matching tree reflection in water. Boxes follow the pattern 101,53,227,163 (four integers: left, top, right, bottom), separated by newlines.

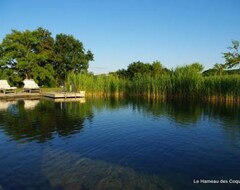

0,99,93,143
0,98,239,143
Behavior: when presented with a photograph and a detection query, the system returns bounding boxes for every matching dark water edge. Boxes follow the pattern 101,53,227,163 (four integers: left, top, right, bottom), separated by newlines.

0,97,240,190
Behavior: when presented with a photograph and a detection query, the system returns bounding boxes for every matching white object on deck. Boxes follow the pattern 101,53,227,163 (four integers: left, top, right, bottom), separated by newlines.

79,91,85,97
0,80,17,94
23,79,41,93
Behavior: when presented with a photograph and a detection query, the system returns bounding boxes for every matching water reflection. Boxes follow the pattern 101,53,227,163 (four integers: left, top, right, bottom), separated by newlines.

125,97,240,128
0,99,93,143
24,99,40,110
0,98,240,190
0,100,16,111
0,98,239,143
44,97,86,103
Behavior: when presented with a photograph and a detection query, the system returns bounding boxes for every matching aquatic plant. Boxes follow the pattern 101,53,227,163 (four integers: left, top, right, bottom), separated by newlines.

66,72,125,97
66,68,240,101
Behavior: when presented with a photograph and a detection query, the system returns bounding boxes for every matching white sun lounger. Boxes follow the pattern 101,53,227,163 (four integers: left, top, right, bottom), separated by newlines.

0,80,17,94
23,79,41,93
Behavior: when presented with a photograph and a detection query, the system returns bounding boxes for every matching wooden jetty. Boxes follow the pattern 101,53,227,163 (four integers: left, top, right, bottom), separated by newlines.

43,97,86,103
43,91,85,99
0,92,41,100
0,91,85,100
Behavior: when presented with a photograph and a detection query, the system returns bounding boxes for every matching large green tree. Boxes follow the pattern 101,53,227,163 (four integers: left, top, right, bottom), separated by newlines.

0,28,94,87
0,27,56,86
54,34,94,84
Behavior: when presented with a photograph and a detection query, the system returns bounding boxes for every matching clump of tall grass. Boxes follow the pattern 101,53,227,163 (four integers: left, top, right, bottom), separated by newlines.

66,72,126,97
125,64,205,98
202,75,240,99
126,73,171,98
169,64,203,98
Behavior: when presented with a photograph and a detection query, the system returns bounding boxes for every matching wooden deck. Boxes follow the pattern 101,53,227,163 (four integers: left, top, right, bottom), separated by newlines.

0,92,41,100
43,97,86,103
0,91,85,100
43,92,85,99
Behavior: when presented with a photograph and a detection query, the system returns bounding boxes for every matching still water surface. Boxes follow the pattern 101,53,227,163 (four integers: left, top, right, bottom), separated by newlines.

0,98,240,190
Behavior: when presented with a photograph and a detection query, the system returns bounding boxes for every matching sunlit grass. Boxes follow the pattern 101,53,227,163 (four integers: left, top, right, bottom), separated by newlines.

65,72,240,101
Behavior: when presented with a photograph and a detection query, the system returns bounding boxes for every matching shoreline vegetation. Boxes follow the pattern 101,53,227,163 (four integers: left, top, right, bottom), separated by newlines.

0,28,240,102
66,68,240,103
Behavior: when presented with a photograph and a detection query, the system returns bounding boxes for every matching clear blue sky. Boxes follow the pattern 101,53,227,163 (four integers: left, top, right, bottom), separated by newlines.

1,0,240,73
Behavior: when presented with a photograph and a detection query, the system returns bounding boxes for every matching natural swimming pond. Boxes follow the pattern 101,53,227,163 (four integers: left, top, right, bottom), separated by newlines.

0,98,239,190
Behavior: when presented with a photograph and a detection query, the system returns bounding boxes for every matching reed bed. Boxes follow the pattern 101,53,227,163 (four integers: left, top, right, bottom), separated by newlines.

202,75,240,100
65,72,240,101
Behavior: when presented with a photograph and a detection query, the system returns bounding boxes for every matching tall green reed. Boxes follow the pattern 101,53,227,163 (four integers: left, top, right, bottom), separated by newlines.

66,72,125,96
66,71,240,100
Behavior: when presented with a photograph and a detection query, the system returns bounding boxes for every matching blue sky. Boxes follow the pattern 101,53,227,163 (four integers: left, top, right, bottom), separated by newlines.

1,0,240,73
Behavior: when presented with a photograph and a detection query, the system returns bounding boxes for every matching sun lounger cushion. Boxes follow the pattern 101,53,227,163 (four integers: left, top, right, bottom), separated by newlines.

0,80,17,93
23,79,40,93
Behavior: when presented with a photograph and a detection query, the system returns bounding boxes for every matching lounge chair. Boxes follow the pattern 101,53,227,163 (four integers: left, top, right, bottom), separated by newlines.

23,79,41,93
0,80,17,94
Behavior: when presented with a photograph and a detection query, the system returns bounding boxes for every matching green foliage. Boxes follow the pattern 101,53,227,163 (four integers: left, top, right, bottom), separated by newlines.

0,28,93,87
1,31,240,101
0,28,56,86
203,40,240,77
66,62,240,100
213,63,227,75
223,40,240,69
66,72,126,96
54,34,93,84
126,73,171,97
203,75,240,97
127,61,152,79
116,60,170,79
171,63,203,96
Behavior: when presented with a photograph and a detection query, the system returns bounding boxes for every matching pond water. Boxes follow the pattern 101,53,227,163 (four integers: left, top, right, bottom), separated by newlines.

0,98,240,190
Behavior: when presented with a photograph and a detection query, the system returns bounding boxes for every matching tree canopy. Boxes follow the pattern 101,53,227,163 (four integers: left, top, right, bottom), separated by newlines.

54,34,93,84
223,40,240,69
0,28,93,87
203,40,240,76
116,61,170,79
